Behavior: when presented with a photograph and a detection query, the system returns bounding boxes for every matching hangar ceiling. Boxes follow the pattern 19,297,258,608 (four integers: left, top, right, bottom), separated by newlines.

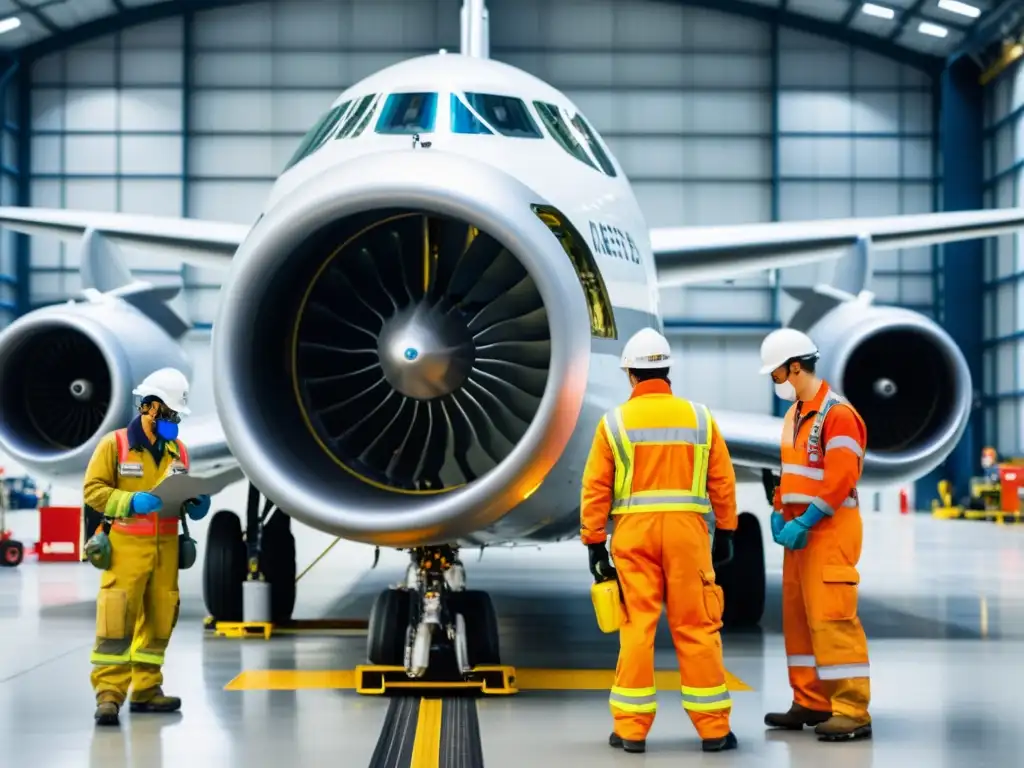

0,0,1017,66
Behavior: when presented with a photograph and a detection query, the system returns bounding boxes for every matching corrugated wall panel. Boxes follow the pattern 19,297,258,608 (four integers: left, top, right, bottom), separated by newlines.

983,63,1024,456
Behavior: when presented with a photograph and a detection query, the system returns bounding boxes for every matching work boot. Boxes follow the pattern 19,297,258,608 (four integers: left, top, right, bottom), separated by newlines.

609,732,646,753
764,703,831,730
702,731,738,753
815,714,872,742
129,687,181,713
94,699,120,726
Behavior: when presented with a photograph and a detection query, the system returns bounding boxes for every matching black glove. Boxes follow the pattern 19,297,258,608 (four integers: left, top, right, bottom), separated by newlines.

712,529,735,567
587,542,617,582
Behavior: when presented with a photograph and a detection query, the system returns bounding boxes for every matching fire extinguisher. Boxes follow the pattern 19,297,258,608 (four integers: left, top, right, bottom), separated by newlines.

899,488,910,515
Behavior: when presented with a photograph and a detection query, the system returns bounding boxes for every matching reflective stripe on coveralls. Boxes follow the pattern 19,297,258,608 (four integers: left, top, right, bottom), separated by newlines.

779,382,871,719
580,379,736,742
84,419,189,705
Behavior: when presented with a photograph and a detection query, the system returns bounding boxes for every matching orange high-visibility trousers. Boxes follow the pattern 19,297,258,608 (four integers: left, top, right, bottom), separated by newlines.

782,509,870,719
609,511,732,742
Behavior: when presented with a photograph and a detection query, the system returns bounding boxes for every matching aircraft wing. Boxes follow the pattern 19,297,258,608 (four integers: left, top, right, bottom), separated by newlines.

177,412,244,485
0,207,247,270
650,208,1024,287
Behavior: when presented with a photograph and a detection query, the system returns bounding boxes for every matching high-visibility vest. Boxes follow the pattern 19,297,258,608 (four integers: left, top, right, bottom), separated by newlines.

110,428,190,537
779,386,863,516
601,398,717,535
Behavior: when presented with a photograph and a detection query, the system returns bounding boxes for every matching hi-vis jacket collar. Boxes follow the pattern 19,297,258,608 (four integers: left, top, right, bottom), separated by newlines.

796,380,830,418
629,379,672,400
124,415,182,460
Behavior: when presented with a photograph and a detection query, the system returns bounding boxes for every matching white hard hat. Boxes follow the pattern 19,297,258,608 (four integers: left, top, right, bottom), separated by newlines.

758,328,819,375
132,367,191,415
621,328,672,370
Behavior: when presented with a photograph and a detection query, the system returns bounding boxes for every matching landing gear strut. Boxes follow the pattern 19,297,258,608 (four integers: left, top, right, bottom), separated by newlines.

203,482,296,625
367,545,500,679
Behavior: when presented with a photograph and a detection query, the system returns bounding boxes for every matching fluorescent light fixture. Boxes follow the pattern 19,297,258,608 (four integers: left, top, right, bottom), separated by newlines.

918,21,949,38
937,0,981,19
0,16,21,35
861,3,896,20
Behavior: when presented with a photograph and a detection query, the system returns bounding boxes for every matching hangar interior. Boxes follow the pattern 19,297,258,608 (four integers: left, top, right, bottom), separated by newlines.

0,0,1023,766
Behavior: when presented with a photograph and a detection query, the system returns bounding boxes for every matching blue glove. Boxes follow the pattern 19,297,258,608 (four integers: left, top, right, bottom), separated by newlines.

130,492,162,515
770,511,785,544
776,503,827,550
185,494,211,521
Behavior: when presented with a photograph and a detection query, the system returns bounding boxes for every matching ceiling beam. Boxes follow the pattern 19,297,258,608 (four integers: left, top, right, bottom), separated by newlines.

10,0,61,35
889,0,929,41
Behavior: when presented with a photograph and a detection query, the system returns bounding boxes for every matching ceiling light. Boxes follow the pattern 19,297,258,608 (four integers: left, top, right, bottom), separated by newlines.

861,3,896,20
0,16,21,35
937,0,981,19
918,21,949,38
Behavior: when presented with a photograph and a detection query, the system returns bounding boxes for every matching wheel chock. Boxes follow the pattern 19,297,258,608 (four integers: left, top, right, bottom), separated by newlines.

213,621,274,640
354,664,518,695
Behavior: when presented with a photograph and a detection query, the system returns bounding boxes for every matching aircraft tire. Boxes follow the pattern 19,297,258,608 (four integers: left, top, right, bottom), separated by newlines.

449,589,500,666
202,510,246,622
260,511,297,624
367,588,412,666
719,511,766,628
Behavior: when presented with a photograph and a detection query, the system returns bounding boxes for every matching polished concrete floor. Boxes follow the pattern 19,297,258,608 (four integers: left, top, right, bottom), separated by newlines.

2,490,1024,767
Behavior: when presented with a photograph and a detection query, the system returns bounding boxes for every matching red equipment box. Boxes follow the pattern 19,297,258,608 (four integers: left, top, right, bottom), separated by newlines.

37,506,82,562
999,466,1022,513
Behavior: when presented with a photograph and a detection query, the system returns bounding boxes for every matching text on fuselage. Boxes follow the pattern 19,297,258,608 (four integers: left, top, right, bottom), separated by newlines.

590,221,641,264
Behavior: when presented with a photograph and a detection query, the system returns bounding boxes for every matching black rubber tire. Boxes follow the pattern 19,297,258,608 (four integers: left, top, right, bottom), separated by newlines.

367,589,412,666
260,511,297,625
0,539,23,567
202,510,246,622
718,512,766,628
450,589,500,666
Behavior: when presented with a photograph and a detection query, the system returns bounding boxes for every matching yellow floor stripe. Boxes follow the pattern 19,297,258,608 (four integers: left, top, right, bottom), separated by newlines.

409,698,442,768
224,670,356,690
224,668,752,692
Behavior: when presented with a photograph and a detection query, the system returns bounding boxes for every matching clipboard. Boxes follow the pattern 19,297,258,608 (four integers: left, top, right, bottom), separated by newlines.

150,468,243,513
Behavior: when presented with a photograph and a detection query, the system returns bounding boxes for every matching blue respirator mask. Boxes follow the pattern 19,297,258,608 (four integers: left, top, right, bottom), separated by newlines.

155,419,179,440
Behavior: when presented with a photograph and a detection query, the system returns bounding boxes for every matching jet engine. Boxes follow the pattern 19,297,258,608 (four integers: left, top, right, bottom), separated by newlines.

212,151,594,547
808,300,972,483
0,301,191,478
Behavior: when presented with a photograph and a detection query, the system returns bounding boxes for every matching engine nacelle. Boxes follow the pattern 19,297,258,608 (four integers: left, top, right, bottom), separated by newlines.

0,301,191,479
212,150,593,547
808,300,972,483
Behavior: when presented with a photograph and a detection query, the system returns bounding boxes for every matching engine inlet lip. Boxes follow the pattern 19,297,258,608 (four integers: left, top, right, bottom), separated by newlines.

0,311,129,468
213,150,592,543
826,310,971,473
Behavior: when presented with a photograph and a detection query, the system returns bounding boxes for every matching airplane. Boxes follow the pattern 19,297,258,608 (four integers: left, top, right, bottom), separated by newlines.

0,0,1020,679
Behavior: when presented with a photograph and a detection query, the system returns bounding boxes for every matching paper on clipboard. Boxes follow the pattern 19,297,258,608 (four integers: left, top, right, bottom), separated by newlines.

150,469,242,512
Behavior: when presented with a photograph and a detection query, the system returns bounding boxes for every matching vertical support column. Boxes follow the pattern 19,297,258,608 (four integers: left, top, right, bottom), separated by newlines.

938,55,985,504
769,22,786,418
14,59,31,316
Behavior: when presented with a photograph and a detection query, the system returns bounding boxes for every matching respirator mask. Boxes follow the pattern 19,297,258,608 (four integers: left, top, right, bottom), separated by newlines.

774,380,797,401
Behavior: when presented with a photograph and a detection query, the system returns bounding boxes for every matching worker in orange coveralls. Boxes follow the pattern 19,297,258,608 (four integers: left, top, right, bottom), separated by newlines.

580,327,739,755
759,327,872,742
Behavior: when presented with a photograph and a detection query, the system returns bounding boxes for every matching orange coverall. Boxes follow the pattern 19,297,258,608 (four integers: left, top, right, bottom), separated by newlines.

776,380,870,720
581,378,739,742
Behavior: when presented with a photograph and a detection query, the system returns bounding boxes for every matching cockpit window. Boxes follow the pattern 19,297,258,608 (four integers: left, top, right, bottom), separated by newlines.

335,94,378,139
376,92,438,134
571,113,617,177
283,100,350,171
533,101,598,172
450,94,492,134
461,93,542,138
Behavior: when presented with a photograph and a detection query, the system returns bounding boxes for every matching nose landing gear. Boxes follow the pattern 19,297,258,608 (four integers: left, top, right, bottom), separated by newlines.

365,544,505,691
